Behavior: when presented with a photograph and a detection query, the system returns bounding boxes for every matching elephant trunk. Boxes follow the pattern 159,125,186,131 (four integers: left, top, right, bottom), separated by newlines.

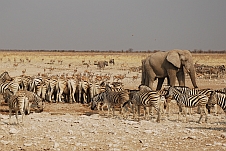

188,66,198,88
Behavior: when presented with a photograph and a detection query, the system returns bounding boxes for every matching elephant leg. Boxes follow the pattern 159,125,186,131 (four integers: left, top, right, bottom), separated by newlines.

166,76,170,85
156,77,165,90
168,70,177,87
176,69,185,86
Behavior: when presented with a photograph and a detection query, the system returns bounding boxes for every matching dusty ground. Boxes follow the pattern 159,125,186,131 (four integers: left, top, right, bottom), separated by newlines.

0,51,226,151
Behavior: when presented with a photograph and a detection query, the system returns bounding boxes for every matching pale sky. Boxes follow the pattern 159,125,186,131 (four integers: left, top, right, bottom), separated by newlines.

0,0,225,51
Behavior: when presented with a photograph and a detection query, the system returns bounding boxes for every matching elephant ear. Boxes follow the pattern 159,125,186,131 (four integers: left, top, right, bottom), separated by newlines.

166,51,181,68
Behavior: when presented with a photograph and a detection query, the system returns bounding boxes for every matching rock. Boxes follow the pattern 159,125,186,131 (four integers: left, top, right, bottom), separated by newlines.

9,128,19,134
53,142,59,148
1,140,10,145
220,133,226,138
24,142,33,147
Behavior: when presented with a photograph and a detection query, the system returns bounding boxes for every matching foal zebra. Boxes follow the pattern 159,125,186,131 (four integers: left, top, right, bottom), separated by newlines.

166,86,209,123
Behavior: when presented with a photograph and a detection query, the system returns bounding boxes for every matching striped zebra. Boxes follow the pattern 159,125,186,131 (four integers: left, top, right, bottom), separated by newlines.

36,79,48,101
56,77,69,103
174,86,214,115
91,91,107,111
208,91,226,115
29,76,43,92
166,86,209,123
67,77,78,103
20,76,31,90
8,92,26,124
77,80,89,104
87,81,101,103
46,76,58,103
7,90,44,124
22,90,45,114
103,84,129,117
126,89,162,122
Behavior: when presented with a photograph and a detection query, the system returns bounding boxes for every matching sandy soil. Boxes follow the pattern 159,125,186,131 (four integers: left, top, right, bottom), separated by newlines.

0,51,226,151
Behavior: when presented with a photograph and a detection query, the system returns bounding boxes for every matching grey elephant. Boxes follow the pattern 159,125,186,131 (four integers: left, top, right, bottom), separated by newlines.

142,49,198,90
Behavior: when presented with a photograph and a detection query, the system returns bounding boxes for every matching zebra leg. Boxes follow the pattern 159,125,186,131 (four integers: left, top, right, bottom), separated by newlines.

197,106,201,114
144,106,150,120
15,110,19,124
19,107,25,125
177,106,182,122
57,90,63,103
204,107,208,123
213,104,218,116
197,106,204,123
9,108,13,125
155,106,161,123
183,107,188,123
150,106,154,117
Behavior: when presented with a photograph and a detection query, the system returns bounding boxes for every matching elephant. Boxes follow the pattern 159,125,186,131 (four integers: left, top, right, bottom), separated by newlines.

141,49,198,90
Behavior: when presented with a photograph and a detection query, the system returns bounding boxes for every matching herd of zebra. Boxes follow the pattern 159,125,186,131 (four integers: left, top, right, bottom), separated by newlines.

0,70,226,125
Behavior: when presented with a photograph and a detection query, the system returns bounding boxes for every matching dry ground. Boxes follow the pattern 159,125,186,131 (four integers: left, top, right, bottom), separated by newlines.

0,51,226,151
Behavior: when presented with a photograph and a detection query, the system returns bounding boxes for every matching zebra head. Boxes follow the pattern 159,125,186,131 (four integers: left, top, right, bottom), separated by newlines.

0,71,13,82
91,96,97,110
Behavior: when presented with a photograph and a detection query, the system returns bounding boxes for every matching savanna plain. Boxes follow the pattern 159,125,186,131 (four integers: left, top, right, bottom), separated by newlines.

0,51,226,151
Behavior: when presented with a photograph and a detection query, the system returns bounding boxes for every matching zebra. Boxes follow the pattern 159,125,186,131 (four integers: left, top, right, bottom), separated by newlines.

29,76,43,92
67,77,78,103
103,83,129,117
22,90,45,114
137,85,166,119
208,91,226,115
166,86,209,123
76,80,89,104
35,77,49,101
8,91,27,124
20,75,31,90
46,76,58,103
7,90,44,124
87,81,101,103
126,90,162,122
174,86,214,115
90,91,107,111
56,77,69,103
